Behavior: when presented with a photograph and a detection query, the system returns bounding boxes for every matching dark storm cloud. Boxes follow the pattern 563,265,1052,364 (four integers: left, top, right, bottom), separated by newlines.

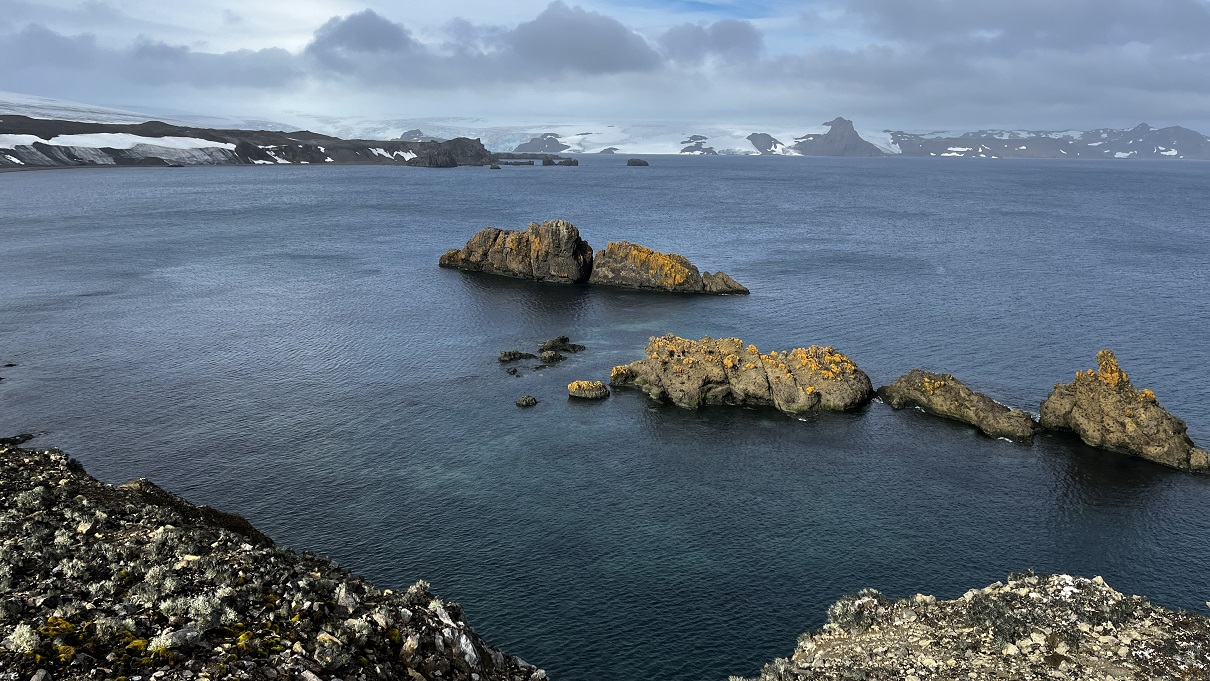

659,19,763,63
508,1,660,74
127,39,304,88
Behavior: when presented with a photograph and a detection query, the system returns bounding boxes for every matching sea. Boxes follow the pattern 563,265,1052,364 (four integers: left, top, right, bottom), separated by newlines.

2,155,1209,680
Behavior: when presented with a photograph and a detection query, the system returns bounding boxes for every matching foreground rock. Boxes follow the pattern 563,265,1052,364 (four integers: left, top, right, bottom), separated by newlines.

439,220,593,284
878,369,1038,443
1040,350,1209,471
0,437,546,681
736,572,1209,681
587,242,748,294
611,335,871,414
567,381,609,400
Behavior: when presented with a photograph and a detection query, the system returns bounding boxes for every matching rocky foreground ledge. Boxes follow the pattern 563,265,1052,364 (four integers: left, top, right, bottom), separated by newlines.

0,436,546,681
735,572,1210,681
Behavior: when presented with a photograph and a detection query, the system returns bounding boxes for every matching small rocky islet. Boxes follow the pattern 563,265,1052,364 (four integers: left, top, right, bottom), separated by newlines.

438,220,748,294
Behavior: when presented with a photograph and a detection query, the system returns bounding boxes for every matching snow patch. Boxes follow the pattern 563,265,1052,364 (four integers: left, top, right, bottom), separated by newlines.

1114,151,1134,158
946,147,973,152
42,133,236,150
1160,148,1178,156
0,134,43,149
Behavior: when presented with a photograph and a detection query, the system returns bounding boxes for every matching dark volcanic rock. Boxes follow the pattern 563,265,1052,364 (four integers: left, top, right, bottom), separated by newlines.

540,336,586,353
626,157,649,166
539,350,566,364
746,132,787,155
439,219,594,284
567,381,609,400
599,147,619,154
878,369,1038,443
513,133,569,154
611,335,872,414
499,350,538,362
0,439,546,680
740,572,1210,681
1040,349,1209,471
702,271,749,295
792,117,885,157
587,241,748,294
515,394,538,407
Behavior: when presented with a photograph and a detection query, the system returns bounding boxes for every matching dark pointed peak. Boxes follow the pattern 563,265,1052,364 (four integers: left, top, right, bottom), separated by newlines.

823,117,855,130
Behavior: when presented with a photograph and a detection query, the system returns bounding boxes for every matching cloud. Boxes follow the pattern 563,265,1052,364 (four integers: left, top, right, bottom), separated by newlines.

659,19,763,63
508,1,660,74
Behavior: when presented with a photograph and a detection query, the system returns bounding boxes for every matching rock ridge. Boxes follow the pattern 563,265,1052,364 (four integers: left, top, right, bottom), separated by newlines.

878,369,1039,443
588,241,749,294
438,220,594,284
0,438,546,681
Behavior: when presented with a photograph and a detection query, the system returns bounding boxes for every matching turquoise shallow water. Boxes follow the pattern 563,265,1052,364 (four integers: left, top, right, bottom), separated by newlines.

2,155,1210,679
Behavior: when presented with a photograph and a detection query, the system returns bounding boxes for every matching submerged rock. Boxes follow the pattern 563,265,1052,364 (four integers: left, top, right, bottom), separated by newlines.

587,241,749,294
568,380,609,399
739,572,1210,681
0,439,547,680
878,369,1038,442
1040,349,1208,471
439,219,594,284
611,334,872,414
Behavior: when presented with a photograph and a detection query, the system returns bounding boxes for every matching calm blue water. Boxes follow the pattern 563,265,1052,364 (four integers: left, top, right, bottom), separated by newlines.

2,156,1209,680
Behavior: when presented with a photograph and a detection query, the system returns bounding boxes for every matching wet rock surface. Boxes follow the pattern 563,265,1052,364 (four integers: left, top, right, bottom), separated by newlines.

1040,350,1209,471
439,220,593,284
515,395,538,407
499,350,538,362
878,369,1038,443
0,439,547,681
734,572,1210,681
567,381,609,400
611,335,872,414
587,241,748,294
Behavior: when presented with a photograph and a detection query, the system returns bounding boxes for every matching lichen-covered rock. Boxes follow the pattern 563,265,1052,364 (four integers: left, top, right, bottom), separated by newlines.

567,380,609,399
439,219,593,284
587,241,749,294
611,335,871,414
878,369,1038,443
1040,349,1208,471
733,572,1210,681
0,439,547,681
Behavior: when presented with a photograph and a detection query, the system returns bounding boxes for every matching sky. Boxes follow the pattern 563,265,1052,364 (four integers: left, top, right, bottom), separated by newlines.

2,0,1210,131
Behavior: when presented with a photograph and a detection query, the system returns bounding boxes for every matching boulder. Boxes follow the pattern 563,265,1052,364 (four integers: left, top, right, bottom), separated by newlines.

626,158,649,166
568,380,609,399
540,336,586,353
439,220,593,284
877,369,1038,443
516,395,538,407
610,335,872,414
1040,349,1208,471
587,241,749,295
499,350,537,362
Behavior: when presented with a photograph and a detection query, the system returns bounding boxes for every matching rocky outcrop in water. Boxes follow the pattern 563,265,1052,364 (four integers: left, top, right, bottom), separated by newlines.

516,395,538,407
611,335,872,414
0,436,546,681
567,381,609,400
587,242,749,294
626,158,649,166
439,220,594,284
1040,350,1209,471
735,572,1210,681
878,369,1039,443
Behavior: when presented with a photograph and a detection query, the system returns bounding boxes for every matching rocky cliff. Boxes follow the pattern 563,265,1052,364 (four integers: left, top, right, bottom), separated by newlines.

878,369,1038,443
587,241,749,294
736,572,1209,681
439,220,594,284
0,436,546,681
610,335,872,414
1040,350,1209,471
